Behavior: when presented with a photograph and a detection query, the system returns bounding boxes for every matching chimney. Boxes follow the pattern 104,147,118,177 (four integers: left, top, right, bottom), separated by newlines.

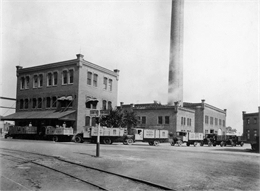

16,65,23,76
76,54,84,60
168,0,184,106
224,109,227,116
174,101,179,113
242,111,246,120
201,99,205,110
114,69,120,80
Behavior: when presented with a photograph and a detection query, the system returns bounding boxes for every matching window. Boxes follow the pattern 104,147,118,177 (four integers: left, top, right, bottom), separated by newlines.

25,76,30,89
32,98,37,108
215,118,218,126
219,119,222,126
141,116,146,124
38,98,42,108
46,97,51,108
87,72,92,85
247,130,250,140
109,79,112,91
205,116,209,124
223,120,225,127
53,72,58,85
108,101,112,110
85,116,90,126
69,69,74,84
52,97,57,108
254,118,257,124
205,130,208,134
210,129,214,133
210,117,213,125
158,116,163,124
91,117,96,126
165,116,170,124
181,117,183,125
254,130,257,138
103,77,107,89
47,73,52,86
93,74,98,87
33,75,38,88
102,100,107,110
184,118,186,125
20,99,24,109
137,116,141,124
24,99,29,109
247,118,250,124
38,74,43,87
20,77,25,89
62,70,68,84
187,118,191,126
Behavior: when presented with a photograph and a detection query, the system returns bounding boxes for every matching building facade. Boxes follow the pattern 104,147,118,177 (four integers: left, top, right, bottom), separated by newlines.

120,102,195,134
3,54,119,133
242,107,260,142
182,100,227,135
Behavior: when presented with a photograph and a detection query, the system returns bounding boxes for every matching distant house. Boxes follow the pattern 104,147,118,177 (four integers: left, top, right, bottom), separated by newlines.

242,107,260,142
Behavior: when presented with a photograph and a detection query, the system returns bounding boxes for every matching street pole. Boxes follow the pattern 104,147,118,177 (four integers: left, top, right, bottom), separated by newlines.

96,121,100,157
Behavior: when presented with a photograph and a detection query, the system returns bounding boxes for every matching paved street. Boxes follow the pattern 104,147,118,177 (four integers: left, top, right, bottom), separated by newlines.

1,138,259,191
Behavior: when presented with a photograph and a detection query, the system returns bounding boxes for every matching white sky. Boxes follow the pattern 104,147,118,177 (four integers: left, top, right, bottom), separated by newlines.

0,0,259,133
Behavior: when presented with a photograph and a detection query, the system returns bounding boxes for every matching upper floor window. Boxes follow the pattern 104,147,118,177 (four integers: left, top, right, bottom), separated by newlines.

69,69,74,84
254,130,257,137
20,99,24,109
103,77,107,89
205,115,209,124
215,118,218,126
62,70,68,85
47,73,53,86
24,99,29,109
32,98,37,109
254,118,257,124
184,117,186,125
87,72,92,85
219,119,222,126
52,97,57,108
38,98,42,108
93,74,98,87
102,100,107,110
141,116,146,124
46,97,51,108
210,117,213,125
53,72,58,85
165,116,170,124
247,118,250,124
158,116,163,124
108,101,112,110
20,77,25,89
25,76,30,89
33,75,38,88
109,79,112,91
223,120,225,127
38,74,43,87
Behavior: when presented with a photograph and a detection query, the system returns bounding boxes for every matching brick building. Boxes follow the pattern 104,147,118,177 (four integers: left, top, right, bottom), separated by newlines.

183,100,227,135
2,54,119,133
119,102,195,134
242,107,260,142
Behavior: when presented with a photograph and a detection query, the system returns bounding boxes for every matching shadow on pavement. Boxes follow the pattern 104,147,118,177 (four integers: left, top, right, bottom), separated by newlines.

74,152,96,157
212,148,259,154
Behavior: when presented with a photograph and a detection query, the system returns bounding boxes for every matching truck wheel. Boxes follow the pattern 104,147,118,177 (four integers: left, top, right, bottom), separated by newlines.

153,141,159,146
240,142,244,147
200,142,204,146
170,140,175,146
52,136,59,142
220,141,224,147
74,135,83,143
103,138,112,144
208,142,212,147
186,142,190,147
126,139,133,145
149,142,153,146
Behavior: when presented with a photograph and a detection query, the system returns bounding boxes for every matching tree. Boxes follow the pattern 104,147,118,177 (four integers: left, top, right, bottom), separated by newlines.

121,110,138,135
226,126,237,134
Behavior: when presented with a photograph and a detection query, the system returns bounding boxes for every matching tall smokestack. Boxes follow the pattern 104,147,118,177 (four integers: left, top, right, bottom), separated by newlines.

168,0,184,106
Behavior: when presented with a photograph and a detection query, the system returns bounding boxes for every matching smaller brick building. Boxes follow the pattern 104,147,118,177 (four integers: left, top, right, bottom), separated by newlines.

242,107,260,142
119,102,195,134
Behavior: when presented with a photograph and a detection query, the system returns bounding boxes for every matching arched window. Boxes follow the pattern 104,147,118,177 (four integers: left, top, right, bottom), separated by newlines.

109,79,112,91
103,77,107,89
38,74,43,87
24,99,29,109
32,98,37,108
47,73,53,86
25,76,30,89
38,98,42,108
69,69,74,84
46,97,51,108
85,116,90,126
93,74,98,87
102,100,107,110
62,70,68,84
108,101,112,110
33,75,38,88
52,97,57,108
20,99,24,109
53,72,58,85
20,77,25,89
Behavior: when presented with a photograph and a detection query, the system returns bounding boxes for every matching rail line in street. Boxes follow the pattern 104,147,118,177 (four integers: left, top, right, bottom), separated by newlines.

0,148,174,191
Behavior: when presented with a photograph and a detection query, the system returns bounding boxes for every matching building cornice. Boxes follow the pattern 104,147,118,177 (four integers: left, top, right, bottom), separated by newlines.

82,60,118,77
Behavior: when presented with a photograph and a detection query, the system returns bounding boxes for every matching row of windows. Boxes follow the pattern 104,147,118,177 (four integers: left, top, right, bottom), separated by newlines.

20,69,74,90
181,117,192,126
87,71,113,91
19,96,72,110
205,129,218,134
205,115,225,127
246,129,258,140
85,100,113,110
246,118,258,125
157,116,170,125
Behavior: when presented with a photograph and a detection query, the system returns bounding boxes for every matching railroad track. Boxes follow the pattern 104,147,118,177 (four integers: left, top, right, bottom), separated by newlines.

0,148,174,191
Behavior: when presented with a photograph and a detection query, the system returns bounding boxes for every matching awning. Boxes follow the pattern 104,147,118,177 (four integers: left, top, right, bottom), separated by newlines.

1,110,76,121
86,96,98,103
58,96,73,101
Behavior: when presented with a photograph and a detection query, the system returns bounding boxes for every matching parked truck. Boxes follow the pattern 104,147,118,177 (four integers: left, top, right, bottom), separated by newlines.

170,131,204,146
123,128,169,146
